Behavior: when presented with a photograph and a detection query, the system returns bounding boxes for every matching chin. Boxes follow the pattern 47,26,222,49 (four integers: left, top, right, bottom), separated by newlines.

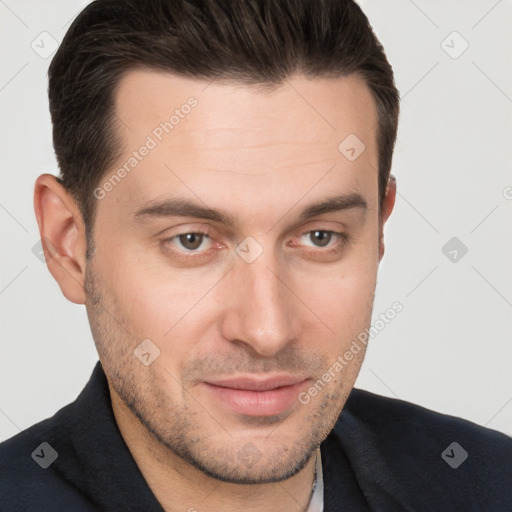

178,442,317,484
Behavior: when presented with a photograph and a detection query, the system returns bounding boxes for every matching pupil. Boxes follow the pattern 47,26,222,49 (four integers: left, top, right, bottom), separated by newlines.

312,231,330,247
179,233,202,250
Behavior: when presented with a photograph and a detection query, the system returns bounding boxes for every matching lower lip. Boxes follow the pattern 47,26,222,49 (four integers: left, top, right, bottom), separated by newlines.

201,380,309,417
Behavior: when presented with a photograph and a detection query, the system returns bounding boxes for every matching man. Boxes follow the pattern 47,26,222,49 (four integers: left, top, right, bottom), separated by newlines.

0,0,510,510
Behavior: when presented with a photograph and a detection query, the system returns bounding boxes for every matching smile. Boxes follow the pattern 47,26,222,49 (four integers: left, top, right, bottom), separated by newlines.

201,376,310,417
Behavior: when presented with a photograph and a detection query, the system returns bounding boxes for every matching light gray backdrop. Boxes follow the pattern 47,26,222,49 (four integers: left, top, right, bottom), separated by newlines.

1,0,511,441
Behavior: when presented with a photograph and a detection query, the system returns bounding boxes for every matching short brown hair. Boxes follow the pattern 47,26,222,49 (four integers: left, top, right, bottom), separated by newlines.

49,0,399,248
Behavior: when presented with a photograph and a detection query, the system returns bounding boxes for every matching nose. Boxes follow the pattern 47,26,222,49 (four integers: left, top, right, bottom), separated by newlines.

220,249,300,358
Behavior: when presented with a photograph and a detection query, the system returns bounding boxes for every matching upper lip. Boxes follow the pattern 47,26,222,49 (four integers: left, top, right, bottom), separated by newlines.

204,375,308,391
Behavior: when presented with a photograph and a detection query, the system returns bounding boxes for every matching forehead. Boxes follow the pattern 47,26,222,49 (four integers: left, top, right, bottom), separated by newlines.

114,69,377,149
100,69,379,225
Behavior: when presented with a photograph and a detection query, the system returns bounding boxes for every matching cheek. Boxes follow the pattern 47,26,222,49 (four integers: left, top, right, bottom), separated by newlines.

91,209,200,336
294,243,378,336
98,249,223,354
298,273,376,349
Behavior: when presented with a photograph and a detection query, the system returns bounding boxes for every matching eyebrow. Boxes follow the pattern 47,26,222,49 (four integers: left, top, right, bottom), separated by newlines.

133,193,367,227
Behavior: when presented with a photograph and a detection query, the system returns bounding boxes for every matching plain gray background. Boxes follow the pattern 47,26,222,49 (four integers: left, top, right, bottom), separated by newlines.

1,0,511,442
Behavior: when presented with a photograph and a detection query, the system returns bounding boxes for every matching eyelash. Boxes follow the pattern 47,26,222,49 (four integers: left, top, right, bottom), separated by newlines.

162,229,350,259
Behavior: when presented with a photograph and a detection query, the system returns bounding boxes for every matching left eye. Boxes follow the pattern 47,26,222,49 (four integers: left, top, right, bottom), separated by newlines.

300,230,342,248
169,232,212,252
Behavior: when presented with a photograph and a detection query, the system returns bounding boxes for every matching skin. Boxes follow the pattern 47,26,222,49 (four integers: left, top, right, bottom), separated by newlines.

34,70,396,511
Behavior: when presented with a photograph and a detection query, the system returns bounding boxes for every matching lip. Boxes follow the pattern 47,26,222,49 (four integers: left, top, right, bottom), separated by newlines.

201,375,310,417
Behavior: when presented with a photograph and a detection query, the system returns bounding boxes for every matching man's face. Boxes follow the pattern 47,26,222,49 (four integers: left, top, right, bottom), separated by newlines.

85,70,384,483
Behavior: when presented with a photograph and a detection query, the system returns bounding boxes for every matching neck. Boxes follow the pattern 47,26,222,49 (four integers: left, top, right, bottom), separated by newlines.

111,389,317,512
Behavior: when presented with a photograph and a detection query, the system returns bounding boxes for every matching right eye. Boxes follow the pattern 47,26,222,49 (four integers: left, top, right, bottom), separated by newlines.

165,232,213,253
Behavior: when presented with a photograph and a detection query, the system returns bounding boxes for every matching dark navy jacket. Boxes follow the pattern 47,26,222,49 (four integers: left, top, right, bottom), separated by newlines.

1,361,511,511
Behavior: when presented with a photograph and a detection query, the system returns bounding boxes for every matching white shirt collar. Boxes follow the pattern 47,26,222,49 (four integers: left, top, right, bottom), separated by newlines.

306,448,324,512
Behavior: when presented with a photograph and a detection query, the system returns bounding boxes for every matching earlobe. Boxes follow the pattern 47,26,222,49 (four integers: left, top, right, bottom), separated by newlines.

378,174,397,261
33,174,88,304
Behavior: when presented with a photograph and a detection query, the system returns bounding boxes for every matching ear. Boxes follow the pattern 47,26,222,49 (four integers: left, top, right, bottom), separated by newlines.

33,174,88,304
378,174,396,262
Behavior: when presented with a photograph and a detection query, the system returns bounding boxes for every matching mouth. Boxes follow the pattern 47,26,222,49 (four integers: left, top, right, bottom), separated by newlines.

200,375,310,417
